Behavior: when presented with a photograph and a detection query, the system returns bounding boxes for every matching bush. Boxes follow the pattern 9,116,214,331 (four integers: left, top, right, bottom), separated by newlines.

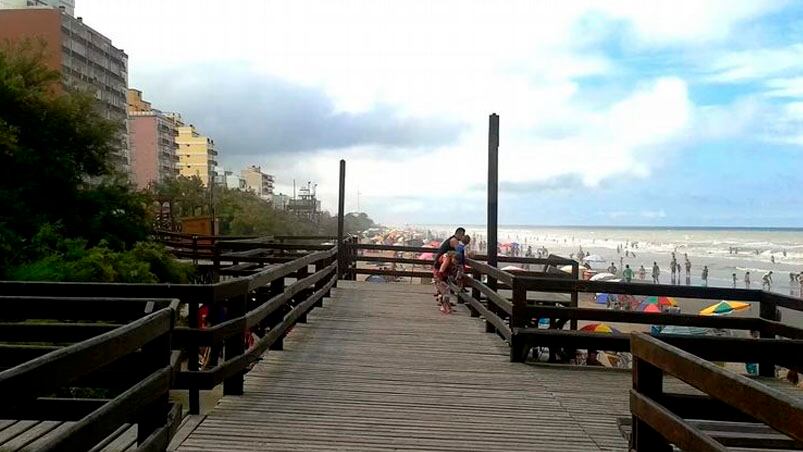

7,227,194,283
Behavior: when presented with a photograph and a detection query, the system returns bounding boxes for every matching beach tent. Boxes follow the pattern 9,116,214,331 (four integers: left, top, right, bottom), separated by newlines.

365,275,386,283
590,272,617,281
501,265,525,272
583,254,606,262
595,293,614,305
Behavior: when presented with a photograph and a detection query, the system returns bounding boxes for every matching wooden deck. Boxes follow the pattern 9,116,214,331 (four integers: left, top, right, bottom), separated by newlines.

173,281,802,452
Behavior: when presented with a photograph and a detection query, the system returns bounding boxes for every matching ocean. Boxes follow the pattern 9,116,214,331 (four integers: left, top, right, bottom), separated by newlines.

414,225,803,295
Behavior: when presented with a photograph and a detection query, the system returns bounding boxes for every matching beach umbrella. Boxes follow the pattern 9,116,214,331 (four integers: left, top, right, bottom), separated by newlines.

660,325,713,336
642,296,678,307
559,265,574,273
365,275,386,283
590,272,617,281
595,293,614,305
700,301,751,316
637,303,662,313
580,323,621,333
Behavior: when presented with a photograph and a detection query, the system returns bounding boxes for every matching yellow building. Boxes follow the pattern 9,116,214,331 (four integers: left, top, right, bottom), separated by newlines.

176,124,218,186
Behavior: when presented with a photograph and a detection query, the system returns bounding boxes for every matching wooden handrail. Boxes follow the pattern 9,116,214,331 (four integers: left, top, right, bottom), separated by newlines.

630,333,803,450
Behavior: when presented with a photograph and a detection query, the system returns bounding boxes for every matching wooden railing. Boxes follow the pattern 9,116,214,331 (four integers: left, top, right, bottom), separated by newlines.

0,296,180,450
630,333,803,451
0,241,339,416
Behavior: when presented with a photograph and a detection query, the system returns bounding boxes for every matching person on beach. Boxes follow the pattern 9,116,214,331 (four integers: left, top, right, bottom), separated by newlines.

732,273,737,288
607,262,618,275
638,265,646,280
434,227,465,268
762,271,773,290
652,262,660,283
684,256,691,277
701,266,709,286
676,263,682,283
744,272,751,288
670,258,677,284
623,264,634,283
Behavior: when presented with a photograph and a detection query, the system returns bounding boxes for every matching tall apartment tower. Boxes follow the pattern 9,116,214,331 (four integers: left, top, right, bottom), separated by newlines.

176,125,217,186
127,89,180,188
0,7,130,174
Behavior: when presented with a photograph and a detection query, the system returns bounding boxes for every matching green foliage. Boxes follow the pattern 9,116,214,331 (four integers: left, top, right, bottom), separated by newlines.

0,43,183,281
7,226,193,283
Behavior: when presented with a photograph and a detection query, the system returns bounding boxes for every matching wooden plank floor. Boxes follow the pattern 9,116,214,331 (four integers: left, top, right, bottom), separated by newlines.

177,281,803,452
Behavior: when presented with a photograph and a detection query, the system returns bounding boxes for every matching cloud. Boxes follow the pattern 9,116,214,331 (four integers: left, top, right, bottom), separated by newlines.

133,64,465,156
706,44,803,83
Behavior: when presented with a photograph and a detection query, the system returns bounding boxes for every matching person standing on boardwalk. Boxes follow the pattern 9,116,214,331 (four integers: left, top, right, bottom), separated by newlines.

434,227,465,269
701,266,709,286
652,262,660,283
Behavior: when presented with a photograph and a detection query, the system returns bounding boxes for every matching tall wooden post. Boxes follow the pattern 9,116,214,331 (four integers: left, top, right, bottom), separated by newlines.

337,160,346,281
487,114,499,290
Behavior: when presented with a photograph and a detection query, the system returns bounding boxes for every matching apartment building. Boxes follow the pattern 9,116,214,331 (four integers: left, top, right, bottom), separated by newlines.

176,124,217,186
127,89,180,188
0,7,130,173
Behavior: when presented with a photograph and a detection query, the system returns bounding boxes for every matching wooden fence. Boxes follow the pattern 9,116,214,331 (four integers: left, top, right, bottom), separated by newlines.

630,333,803,451
0,296,180,451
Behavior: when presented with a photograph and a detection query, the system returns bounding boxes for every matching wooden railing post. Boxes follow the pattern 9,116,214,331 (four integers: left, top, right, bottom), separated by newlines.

314,260,326,307
510,277,528,362
136,311,173,444
295,265,311,323
469,269,480,317
187,298,200,414
759,294,778,377
223,293,248,395
570,263,579,331
268,277,286,351
336,159,346,281
191,234,199,265
211,241,221,283
632,353,671,452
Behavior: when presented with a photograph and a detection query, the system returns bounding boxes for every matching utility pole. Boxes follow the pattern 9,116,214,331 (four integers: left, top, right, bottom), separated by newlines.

487,113,499,290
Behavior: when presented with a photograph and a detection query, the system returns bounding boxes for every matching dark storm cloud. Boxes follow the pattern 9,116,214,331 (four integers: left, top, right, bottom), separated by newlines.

132,64,466,155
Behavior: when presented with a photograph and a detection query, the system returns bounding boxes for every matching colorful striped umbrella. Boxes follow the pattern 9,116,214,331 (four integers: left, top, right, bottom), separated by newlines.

638,303,662,313
642,296,678,307
700,301,751,316
580,323,621,333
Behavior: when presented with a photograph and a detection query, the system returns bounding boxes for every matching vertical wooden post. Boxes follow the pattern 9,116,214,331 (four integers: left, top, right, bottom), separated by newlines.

211,241,221,283
314,260,326,307
570,262,579,331
487,113,499,291
632,355,671,451
187,298,200,414
337,160,346,282
136,313,172,444
191,235,199,265
268,277,285,351
223,293,247,395
759,295,777,377
510,277,528,362
295,265,311,323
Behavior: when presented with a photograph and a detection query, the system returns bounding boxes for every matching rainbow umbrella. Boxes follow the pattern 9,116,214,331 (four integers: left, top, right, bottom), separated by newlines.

642,296,678,307
637,303,662,313
700,301,751,316
580,323,621,333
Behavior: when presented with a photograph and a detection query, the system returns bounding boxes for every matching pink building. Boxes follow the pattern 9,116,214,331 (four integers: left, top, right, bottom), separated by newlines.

128,89,179,188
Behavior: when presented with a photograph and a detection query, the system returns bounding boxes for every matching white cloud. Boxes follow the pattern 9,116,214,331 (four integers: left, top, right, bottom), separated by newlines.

73,0,791,222
707,44,803,83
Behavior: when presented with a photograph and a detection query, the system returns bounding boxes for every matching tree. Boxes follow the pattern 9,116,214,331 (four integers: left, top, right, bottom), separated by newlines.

0,42,151,275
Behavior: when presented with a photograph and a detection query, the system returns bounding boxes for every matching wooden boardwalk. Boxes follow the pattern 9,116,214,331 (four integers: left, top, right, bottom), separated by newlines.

174,281,802,452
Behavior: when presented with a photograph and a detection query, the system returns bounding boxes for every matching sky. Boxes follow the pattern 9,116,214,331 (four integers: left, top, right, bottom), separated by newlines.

77,0,803,227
